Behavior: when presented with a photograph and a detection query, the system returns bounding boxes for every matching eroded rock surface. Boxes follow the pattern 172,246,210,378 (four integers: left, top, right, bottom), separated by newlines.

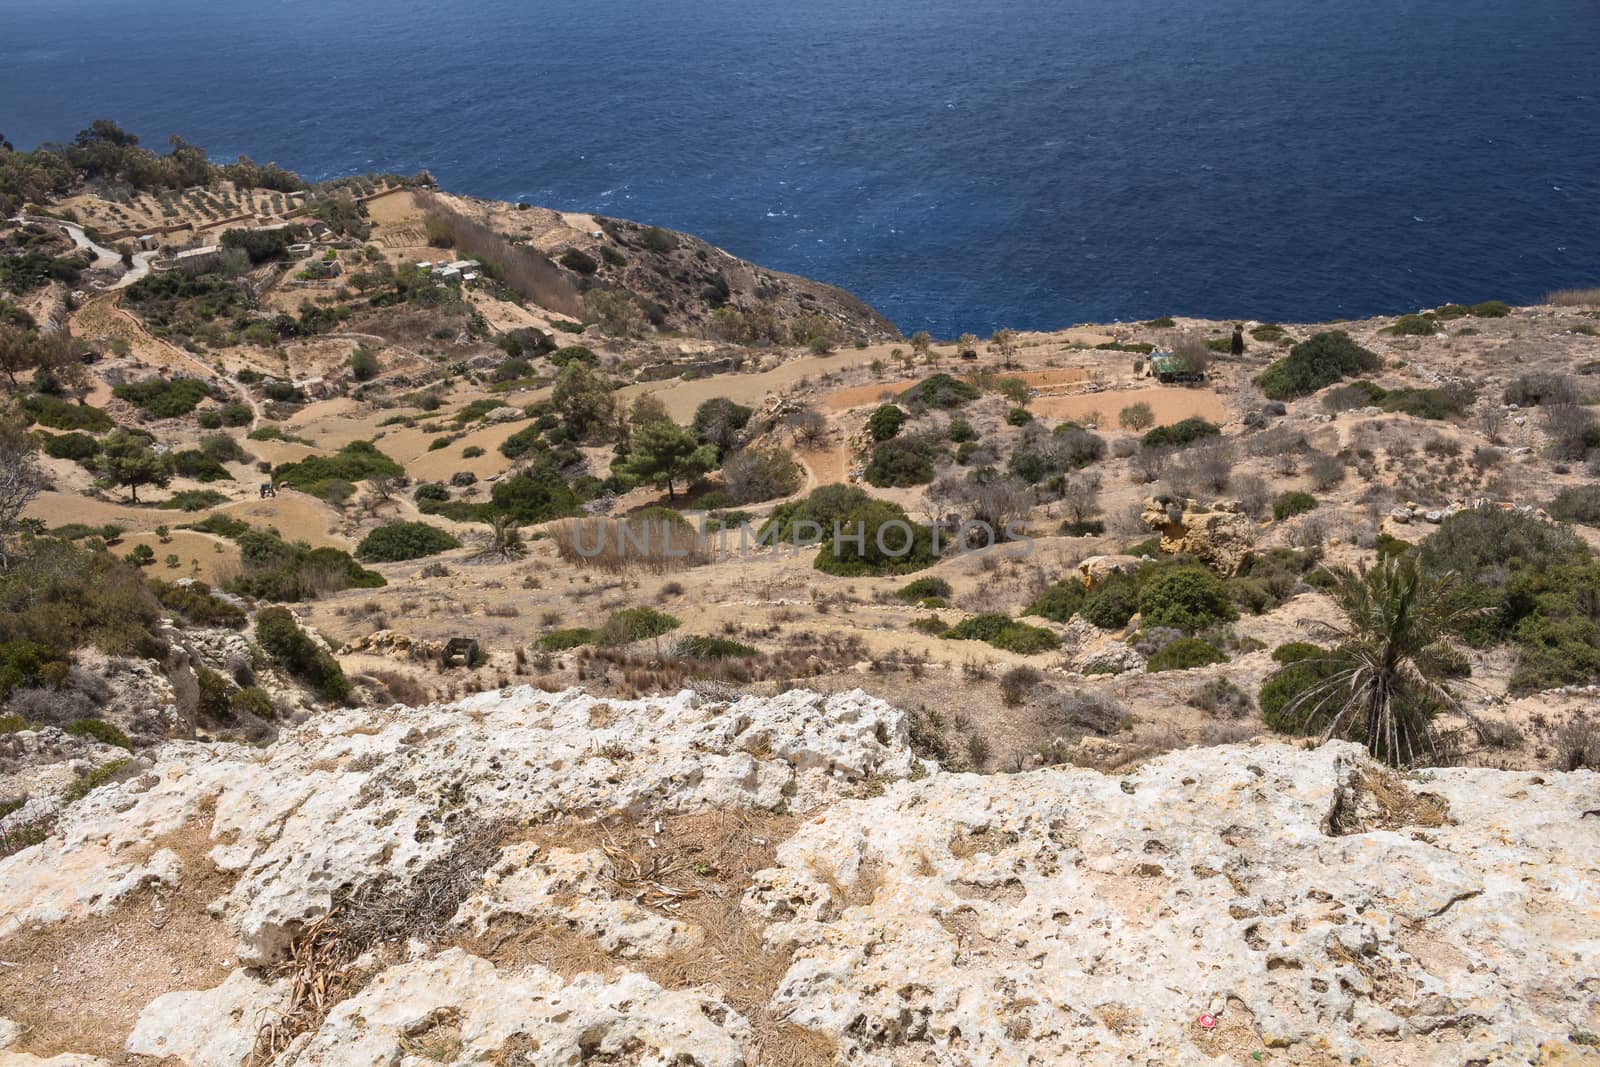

0,686,1595,1066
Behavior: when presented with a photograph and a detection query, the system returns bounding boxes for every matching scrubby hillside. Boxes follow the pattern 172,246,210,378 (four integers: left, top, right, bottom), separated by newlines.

1,686,1597,1064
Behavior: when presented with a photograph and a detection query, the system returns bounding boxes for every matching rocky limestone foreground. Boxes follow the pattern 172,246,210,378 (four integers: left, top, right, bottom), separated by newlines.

0,686,1596,1066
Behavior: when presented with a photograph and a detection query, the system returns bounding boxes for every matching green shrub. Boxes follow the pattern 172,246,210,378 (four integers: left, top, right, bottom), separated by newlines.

1255,331,1381,400
273,440,403,498
1141,417,1220,450
1058,520,1105,537
599,606,680,644
900,373,979,409
1024,580,1086,623
1548,486,1600,526
1272,492,1319,521
864,437,937,487
354,522,460,562
1383,313,1439,336
1260,653,1341,733
150,580,246,628
62,757,132,803
1188,676,1253,715
255,606,349,702
41,432,100,462
1272,641,1324,664
910,614,948,635
231,686,275,720
896,577,952,602
220,402,253,427
1081,576,1140,629
195,666,234,721
868,404,906,441
559,248,599,275
534,627,598,651
21,394,113,431
761,484,876,542
1147,637,1227,672
1136,566,1237,632
172,449,232,482
0,640,61,702
674,635,759,659
945,418,976,443
0,715,29,734
943,613,1060,654
112,378,209,418
1471,300,1511,318
489,466,583,523
1006,407,1033,426
64,718,133,750
812,499,938,577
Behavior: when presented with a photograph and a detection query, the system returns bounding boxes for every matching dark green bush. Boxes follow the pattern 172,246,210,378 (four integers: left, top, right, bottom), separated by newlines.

1549,485,1600,526
943,613,1060,654
255,606,350,702
1024,580,1086,623
896,577,952,602
1383,313,1439,336
354,522,460,562
41,432,100,462
64,718,132,750
1471,300,1511,318
559,248,599,275
1255,331,1381,400
172,449,232,482
150,579,246,629
1141,417,1220,450
1006,407,1033,426
1260,652,1341,733
534,627,598,651
1272,492,1319,521
1136,566,1237,632
599,606,680,644
813,499,938,577
272,440,402,499
1147,637,1227,672
864,437,937,487
1080,576,1140,629
900,373,979,409
674,635,759,659
761,484,876,542
231,686,275,720
868,404,907,441
488,466,583,523
21,394,113,431
112,378,209,418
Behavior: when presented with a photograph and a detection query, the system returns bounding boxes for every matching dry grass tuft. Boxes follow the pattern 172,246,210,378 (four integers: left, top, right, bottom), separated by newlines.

549,516,713,574
1547,287,1600,307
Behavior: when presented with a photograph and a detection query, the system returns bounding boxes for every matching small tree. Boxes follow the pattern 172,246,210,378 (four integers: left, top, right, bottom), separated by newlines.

1119,402,1155,431
97,430,173,503
0,409,46,567
619,420,716,500
988,328,1019,369
1059,473,1102,527
910,331,933,363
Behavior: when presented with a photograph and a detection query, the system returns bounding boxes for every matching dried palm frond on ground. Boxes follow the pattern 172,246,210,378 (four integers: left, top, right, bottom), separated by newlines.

249,820,510,1063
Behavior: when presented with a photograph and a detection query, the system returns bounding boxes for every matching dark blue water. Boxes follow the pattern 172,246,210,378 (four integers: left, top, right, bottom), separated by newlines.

4,0,1598,335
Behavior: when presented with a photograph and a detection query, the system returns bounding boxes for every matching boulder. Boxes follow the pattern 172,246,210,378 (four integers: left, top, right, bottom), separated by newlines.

1140,496,1255,575
1076,554,1144,590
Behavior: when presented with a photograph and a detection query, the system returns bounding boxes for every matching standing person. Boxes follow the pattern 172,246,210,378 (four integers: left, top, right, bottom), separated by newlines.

1230,323,1246,357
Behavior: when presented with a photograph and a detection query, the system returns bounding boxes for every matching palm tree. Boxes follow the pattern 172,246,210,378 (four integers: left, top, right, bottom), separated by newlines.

1278,555,1484,766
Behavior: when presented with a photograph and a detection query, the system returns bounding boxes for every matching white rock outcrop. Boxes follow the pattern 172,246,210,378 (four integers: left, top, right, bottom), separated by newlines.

0,685,1596,1065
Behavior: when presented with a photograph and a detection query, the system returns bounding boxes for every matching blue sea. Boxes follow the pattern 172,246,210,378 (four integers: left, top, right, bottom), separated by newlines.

4,0,1598,335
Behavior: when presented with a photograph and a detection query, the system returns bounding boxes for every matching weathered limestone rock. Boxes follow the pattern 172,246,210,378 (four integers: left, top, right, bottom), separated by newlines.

1142,495,1255,575
285,951,750,1066
1076,553,1144,589
126,970,289,1066
0,687,1596,1066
